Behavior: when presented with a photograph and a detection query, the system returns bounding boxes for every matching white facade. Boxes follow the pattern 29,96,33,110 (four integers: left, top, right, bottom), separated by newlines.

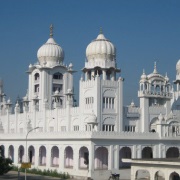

0,26,180,179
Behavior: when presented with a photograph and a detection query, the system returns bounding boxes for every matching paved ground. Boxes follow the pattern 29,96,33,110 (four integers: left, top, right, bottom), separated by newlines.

0,169,131,180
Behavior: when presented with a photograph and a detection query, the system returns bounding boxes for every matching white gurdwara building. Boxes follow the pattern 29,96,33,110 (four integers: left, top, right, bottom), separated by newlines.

0,26,180,179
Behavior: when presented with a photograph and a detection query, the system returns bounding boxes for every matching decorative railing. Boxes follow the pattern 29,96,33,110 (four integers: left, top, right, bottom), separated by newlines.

0,131,159,140
138,90,172,98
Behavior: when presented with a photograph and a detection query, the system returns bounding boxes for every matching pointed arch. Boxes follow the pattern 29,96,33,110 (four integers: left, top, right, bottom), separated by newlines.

51,146,59,167
142,147,153,159
18,145,25,163
8,145,14,162
119,147,131,168
79,146,89,169
64,146,73,168
39,146,46,166
28,145,35,164
94,147,108,170
166,147,179,158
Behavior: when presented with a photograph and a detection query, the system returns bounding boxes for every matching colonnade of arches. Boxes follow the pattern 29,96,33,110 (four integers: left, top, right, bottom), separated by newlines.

1,145,180,170
1,145,90,169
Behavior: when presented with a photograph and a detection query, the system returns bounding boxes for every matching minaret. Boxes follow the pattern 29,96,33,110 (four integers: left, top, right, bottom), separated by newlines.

174,59,180,92
172,59,180,109
0,79,4,103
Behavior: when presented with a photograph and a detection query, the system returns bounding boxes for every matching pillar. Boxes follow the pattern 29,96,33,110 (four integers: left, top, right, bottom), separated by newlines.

4,145,9,158
114,145,119,170
88,143,95,178
59,146,65,170
108,145,113,170
14,145,18,165
102,70,106,80
46,145,51,168
34,145,39,167
73,146,79,171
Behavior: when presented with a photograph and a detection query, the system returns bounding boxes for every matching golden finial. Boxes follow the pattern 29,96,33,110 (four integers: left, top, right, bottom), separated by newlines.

100,27,103,34
50,24,53,38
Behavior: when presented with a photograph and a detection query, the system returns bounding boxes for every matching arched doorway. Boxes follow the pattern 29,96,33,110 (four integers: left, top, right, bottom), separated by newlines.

51,146,59,167
154,170,165,180
39,146,46,166
94,147,108,170
18,145,25,163
28,146,35,164
79,146,89,169
0,145,5,157
142,147,153,158
9,145,14,162
119,147,131,168
64,146,73,168
169,172,180,180
135,169,150,179
166,147,179,158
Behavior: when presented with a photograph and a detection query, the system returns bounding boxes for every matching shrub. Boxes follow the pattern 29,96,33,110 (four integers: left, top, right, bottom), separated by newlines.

12,166,70,179
0,157,13,175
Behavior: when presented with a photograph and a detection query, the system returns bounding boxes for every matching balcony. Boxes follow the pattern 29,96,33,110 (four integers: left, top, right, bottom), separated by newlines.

138,90,172,99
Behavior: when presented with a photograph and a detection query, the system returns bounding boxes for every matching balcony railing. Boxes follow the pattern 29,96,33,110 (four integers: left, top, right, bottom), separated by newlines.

138,90,172,98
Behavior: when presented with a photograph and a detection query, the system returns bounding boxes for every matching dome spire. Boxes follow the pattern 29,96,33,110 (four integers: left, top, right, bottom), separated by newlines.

153,61,158,74
143,69,145,74
100,27,103,34
50,24,53,38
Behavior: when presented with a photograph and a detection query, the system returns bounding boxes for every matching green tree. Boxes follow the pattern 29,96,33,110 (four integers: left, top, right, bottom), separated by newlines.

0,157,13,175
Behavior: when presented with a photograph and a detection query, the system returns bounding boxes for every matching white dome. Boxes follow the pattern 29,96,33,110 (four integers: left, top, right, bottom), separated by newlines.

165,73,169,82
37,37,64,67
176,59,180,73
86,32,116,62
140,70,147,80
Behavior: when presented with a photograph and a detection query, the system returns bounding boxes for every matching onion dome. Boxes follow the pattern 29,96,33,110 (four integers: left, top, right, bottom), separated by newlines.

67,89,73,94
158,113,164,122
23,93,28,101
86,28,116,62
86,111,97,124
54,89,60,95
140,69,147,82
130,100,135,107
7,98,11,104
15,101,19,107
68,63,73,70
176,59,180,74
37,25,64,67
165,73,169,82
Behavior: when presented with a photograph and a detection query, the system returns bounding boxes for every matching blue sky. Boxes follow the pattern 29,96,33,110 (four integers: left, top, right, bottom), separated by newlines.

0,0,180,105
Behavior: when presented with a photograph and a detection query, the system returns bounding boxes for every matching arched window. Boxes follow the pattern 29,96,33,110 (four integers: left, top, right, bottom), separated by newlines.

65,146,73,168
95,147,108,170
39,146,46,166
51,146,59,167
106,70,111,80
34,73,40,81
79,146,89,169
53,72,63,80
142,147,153,158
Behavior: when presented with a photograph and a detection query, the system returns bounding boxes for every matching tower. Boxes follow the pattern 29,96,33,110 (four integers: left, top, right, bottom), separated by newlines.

26,25,75,131
172,59,180,109
27,25,75,110
138,63,171,132
80,29,123,132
